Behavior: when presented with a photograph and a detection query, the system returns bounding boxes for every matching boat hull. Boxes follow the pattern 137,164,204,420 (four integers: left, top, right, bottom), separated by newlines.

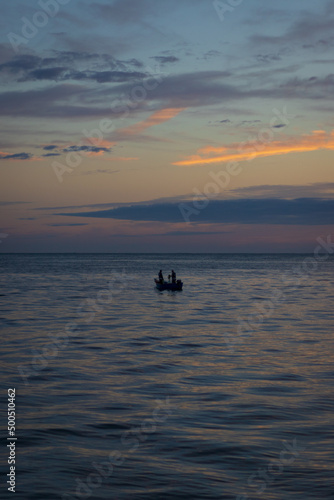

154,279,183,291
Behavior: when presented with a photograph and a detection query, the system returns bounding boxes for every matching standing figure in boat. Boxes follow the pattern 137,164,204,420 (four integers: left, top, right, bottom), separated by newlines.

154,271,183,291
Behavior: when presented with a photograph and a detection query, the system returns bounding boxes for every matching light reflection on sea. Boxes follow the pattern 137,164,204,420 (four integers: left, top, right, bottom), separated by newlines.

0,253,333,499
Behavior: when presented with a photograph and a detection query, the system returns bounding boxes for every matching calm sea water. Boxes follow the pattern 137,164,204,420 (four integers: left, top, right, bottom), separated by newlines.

0,253,333,500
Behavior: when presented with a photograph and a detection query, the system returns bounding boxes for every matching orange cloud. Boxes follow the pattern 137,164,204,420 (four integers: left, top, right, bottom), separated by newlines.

197,145,228,155
173,129,334,166
85,150,106,157
84,139,116,148
82,108,185,156
118,107,185,137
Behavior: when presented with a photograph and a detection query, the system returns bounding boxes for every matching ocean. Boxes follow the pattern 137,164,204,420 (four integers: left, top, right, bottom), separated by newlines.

0,253,333,499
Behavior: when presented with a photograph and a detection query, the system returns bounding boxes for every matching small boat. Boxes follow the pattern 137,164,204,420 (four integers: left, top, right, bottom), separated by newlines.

154,279,183,291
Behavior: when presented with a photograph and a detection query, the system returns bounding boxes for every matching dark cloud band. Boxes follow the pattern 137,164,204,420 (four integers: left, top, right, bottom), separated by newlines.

57,198,334,225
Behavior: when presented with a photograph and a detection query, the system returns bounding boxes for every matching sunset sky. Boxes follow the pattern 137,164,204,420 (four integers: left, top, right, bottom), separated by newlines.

1,0,333,252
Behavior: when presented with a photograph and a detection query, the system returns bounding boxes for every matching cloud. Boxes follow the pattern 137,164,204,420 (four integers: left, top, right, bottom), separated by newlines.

0,51,147,84
85,70,147,83
278,75,334,98
63,145,111,153
208,119,232,126
116,107,185,137
237,120,262,127
151,56,179,64
110,70,236,109
0,82,180,121
41,141,115,159
0,54,40,73
108,69,334,112
0,66,332,121
173,129,334,166
37,203,124,211
231,183,334,199
0,142,114,162
104,108,186,145
255,53,282,64
57,198,334,225
0,152,34,160
201,50,222,60
24,69,147,83
54,144,113,158
0,85,98,119
24,67,67,81
83,139,116,149
250,3,334,51
37,194,192,212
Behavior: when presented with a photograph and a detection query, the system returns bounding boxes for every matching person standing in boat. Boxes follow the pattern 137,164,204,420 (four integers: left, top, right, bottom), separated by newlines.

171,269,176,283
158,270,164,283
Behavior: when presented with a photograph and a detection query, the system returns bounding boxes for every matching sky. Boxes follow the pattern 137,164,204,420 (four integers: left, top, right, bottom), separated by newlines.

0,0,333,252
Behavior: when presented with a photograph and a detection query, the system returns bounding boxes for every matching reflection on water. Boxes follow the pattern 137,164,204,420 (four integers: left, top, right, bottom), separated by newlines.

0,254,333,499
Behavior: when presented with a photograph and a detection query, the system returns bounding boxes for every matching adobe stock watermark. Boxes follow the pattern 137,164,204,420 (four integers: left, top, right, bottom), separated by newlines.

52,64,167,183
225,234,334,352
178,106,293,224
61,397,177,500
8,0,71,53
236,438,305,499
18,270,132,385
213,0,244,22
